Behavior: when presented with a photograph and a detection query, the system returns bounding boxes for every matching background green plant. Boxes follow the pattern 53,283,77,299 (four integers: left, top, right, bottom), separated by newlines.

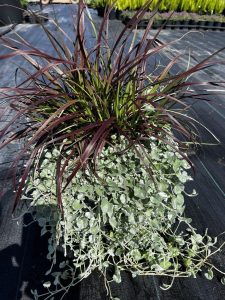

122,10,225,23
90,0,225,14
20,0,28,8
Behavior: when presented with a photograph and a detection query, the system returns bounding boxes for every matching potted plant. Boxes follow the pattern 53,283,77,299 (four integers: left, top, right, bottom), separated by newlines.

220,21,225,31
154,12,186,29
1,1,225,298
205,15,215,29
152,12,163,29
196,15,206,29
173,11,191,28
187,13,198,29
0,0,27,25
182,13,191,28
90,0,121,20
211,15,219,30
167,12,183,29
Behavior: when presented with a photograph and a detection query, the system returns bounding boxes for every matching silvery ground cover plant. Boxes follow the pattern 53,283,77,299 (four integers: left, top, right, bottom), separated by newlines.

0,0,225,299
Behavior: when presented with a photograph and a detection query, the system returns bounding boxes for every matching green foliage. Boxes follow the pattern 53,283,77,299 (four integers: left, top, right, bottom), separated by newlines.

20,0,28,8
24,136,224,299
215,0,225,14
90,0,225,14
122,10,225,23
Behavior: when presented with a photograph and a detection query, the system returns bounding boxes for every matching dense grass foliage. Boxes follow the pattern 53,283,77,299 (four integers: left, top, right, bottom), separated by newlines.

122,10,225,23
90,0,225,14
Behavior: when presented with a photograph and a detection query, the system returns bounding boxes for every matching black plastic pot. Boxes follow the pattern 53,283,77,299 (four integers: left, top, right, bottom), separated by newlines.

178,20,185,29
116,10,122,20
205,21,214,29
213,21,220,30
183,20,190,29
166,20,173,29
122,15,129,24
97,7,105,18
197,20,205,29
170,20,176,30
152,20,163,29
188,20,196,29
175,20,182,29
0,0,23,26
220,22,225,31
138,19,149,29
23,10,48,24
97,7,120,20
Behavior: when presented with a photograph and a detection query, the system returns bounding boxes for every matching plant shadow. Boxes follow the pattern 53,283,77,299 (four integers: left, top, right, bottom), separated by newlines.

0,208,80,300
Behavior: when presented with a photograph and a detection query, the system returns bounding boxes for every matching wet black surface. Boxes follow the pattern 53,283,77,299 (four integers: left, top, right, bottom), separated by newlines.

0,4,225,300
